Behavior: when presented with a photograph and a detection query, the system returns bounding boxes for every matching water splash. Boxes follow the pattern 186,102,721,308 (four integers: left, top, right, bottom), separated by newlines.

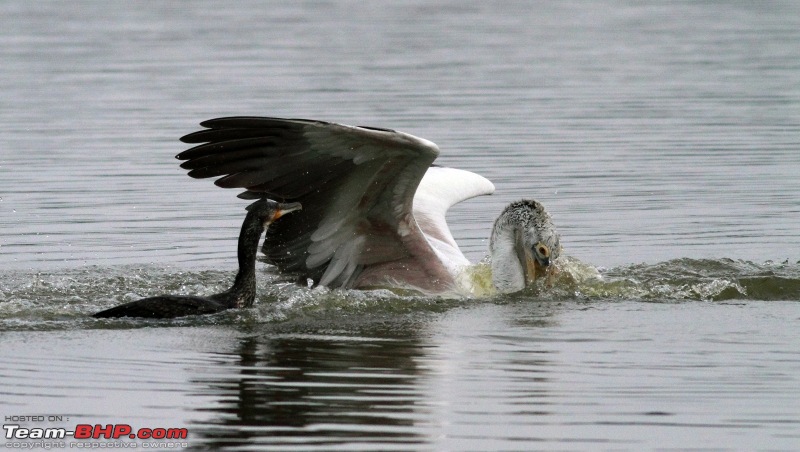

559,257,800,302
1,258,798,332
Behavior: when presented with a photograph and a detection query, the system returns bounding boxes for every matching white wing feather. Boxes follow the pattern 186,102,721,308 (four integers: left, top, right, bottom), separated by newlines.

413,167,495,268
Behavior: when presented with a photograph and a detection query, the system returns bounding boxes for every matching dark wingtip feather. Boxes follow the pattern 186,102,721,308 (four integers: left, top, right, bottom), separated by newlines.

198,116,316,130
238,191,262,200
177,137,281,161
187,168,214,179
179,117,286,143
179,130,206,144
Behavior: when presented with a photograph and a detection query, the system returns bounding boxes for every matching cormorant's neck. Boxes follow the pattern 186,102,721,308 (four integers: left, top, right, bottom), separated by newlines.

220,209,264,308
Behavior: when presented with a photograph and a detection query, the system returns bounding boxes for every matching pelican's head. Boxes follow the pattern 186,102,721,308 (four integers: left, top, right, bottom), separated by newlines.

490,199,561,293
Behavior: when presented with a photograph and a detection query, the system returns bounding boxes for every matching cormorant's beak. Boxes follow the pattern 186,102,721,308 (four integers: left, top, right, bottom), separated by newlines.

271,202,302,222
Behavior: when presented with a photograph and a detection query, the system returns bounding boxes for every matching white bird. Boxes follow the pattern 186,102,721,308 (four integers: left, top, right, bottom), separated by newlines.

177,117,561,296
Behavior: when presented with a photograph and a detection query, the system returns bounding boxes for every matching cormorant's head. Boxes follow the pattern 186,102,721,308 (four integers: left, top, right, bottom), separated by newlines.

247,198,302,228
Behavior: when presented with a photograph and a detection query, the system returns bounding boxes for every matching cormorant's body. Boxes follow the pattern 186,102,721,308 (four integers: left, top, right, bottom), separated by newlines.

93,295,227,319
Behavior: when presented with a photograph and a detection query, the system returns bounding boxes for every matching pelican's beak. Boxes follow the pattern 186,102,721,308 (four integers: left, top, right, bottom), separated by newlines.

271,202,302,222
534,257,550,279
524,247,552,285
524,248,538,284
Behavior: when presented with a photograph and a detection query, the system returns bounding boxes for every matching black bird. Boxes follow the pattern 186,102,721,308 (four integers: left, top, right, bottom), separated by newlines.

93,198,301,319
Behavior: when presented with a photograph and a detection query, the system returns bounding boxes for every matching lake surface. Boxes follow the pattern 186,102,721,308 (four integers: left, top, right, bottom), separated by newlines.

1,1,799,450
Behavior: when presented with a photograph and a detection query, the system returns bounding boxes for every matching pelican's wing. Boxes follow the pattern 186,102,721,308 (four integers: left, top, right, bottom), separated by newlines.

413,167,495,267
177,117,447,288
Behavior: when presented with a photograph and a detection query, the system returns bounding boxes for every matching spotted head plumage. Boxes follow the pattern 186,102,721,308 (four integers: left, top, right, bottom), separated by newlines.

489,199,561,293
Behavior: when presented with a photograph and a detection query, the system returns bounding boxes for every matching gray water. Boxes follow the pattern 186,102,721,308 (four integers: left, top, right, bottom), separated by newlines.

1,1,799,450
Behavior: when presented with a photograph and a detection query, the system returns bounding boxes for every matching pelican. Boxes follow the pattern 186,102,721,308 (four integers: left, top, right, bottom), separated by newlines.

177,117,561,296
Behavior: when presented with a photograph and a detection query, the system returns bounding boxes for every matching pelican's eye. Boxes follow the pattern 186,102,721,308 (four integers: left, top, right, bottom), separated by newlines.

535,243,549,258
